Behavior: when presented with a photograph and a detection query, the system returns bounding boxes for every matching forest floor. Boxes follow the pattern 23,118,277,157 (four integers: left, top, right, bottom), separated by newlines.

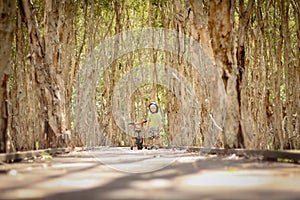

0,147,300,200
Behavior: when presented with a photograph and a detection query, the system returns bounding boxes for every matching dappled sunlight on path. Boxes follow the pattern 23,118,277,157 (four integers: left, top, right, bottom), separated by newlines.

0,147,300,200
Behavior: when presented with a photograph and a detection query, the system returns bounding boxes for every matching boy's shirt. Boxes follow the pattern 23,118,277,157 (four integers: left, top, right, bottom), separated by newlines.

148,112,162,129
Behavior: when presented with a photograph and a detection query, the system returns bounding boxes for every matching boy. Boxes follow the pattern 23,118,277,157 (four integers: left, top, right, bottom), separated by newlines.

146,102,163,149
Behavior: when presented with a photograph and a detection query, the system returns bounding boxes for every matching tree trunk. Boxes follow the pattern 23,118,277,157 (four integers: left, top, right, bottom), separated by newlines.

207,0,241,148
235,0,255,148
0,0,16,153
291,0,300,149
18,0,73,149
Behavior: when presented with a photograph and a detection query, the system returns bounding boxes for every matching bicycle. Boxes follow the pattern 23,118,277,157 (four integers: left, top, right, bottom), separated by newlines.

128,120,147,150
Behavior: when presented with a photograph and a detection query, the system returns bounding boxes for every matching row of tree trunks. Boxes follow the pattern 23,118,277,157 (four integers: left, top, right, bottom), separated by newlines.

249,0,300,149
6,0,75,151
188,0,255,148
1,0,299,151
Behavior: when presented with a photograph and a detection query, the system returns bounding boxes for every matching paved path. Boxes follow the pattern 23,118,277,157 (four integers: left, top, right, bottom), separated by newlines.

0,147,300,200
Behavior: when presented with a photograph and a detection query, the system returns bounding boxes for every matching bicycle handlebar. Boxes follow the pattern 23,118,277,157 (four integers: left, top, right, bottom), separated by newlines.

128,120,147,126
128,120,147,125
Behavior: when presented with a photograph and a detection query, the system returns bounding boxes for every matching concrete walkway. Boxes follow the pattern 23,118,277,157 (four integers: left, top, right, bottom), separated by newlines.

0,147,300,200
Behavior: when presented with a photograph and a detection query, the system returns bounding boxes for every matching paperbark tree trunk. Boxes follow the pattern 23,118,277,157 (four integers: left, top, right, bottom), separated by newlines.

207,0,239,148
17,0,73,149
0,0,16,152
189,0,255,148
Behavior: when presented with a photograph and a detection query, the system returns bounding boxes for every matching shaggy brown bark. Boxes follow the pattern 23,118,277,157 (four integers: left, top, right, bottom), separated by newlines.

0,0,16,152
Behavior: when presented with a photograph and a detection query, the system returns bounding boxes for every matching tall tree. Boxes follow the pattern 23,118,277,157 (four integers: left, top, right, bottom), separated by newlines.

0,0,16,152
13,0,75,150
189,0,255,148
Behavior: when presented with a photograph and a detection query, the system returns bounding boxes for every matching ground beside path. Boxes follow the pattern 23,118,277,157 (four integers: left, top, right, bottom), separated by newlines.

0,147,300,200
